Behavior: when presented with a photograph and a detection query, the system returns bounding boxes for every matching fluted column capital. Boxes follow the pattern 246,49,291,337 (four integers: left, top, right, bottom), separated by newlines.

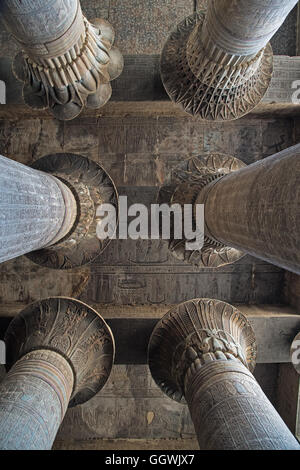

4,297,115,407
148,298,256,402
27,152,118,270
148,298,300,449
160,0,297,120
0,0,123,120
157,152,246,268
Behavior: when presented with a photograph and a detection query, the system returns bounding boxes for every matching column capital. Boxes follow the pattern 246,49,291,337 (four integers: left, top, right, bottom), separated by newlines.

148,298,256,403
27,152,118,270
160,9,272,120
158,152,245,268
160,146,300,274
4,297,115,407
149,299,300,449
0,1,123,120
160,0,297,120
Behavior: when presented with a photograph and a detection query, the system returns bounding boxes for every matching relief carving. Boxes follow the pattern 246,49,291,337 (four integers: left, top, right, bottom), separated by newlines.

158,153,246,268
160,0,297,120
0,1,123,120
4,297,115,407
160,11,272,121
26,153,119,270
148,298,256,402
148,298,300,449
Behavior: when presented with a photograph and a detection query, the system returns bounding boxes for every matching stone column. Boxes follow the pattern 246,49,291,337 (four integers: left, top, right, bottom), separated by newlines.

0,152,118,269
0,0,123,120
0,297,115,450
148,298,300,450
159,145,300,273
160,0,297,120
0,154,77,264
196,146,300,274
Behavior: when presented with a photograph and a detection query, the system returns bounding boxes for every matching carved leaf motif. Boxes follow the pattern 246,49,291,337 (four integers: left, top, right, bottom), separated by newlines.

4,297,114,407
161,13,273,121
148,299,256,402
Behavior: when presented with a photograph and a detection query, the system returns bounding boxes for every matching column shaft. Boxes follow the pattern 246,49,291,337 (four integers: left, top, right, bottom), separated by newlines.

203,0,298,57
0,297,114,449
0,350,74,450
0,154,77,263
0,0,81,55
185,360,300,450
198,145,300,273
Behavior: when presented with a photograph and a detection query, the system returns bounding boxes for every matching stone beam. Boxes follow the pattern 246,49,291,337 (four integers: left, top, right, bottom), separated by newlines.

1,55,300,118
160,0,298,120
0,304,299,364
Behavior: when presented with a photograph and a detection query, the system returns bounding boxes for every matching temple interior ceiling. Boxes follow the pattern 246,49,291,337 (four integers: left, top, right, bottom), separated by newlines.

0,0,299,451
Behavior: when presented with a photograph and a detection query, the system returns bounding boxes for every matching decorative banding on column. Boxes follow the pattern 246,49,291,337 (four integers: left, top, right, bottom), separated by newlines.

160,0,297,120
184,359,300,450
160,145,300,274
148,299,300,450
0,0,124,120
160,11,272,121
0,350,74,450
148,298,256,402
158,152,245,268
203,0,298,56
43,175,78,247
0,297,114,449
197,146,300,274
4,297,115,407
0,0,80,49
25,153,118,270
